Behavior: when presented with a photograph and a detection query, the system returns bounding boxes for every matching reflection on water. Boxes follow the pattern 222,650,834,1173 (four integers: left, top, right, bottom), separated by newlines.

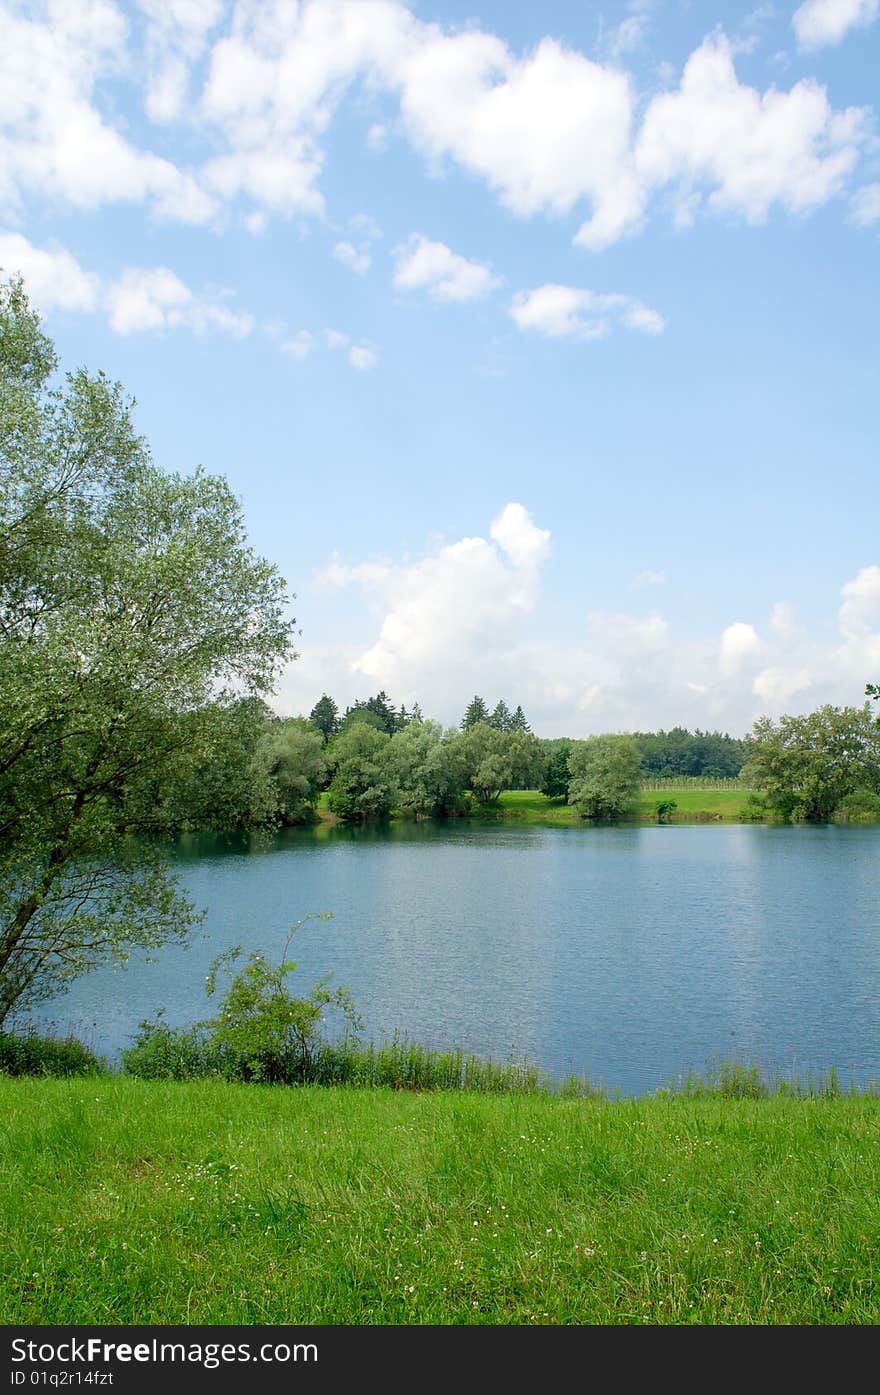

25,822,880,1097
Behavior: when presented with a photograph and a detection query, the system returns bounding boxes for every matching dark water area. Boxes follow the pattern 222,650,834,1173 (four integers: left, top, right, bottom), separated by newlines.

25,822,880,1097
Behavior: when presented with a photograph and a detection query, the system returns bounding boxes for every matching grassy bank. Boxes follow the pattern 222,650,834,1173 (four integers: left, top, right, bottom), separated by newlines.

315,788,759,827
2,1077,878,1325
493,788,757,825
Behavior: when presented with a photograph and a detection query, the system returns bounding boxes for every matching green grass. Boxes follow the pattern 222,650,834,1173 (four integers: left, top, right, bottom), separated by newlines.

315,787,760,826
493,789,758,825
2,1077,878,1324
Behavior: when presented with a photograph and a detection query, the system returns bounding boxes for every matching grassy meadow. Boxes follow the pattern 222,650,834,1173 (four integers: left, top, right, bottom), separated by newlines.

492,788,756,825
2,1076,878,1325
314,787,759,827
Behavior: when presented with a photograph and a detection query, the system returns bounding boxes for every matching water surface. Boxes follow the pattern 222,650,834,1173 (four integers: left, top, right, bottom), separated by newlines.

27,822,880,1096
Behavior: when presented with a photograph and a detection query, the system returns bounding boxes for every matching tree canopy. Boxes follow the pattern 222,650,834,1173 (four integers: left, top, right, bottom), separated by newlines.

0,278,295,1024
743,705,880,822
567,735,642,819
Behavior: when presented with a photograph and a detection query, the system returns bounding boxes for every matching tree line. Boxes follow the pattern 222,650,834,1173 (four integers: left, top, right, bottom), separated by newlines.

118,686,880,831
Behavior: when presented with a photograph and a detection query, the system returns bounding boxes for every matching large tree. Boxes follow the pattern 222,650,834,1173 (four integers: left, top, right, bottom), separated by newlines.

0,279,295,1024
383,721,466,818
451,723,543,804
325,723,395,821
567,735,642,819
743,704,880,821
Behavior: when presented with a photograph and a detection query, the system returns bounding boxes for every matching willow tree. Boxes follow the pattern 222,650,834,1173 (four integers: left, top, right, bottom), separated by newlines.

0,278,295,1024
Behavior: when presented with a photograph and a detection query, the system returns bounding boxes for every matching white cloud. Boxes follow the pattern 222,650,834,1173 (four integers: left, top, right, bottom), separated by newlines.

280,329,314,360
279,522,880,736
0,231,253,338
348,342,378,370
605,0,655,60
393,235,500,302
104,266,254,336
366,122,388,151
839,565,880,636
0,231,99,311
719,622,763,676
307,503,551,709
793,0,880,50
753,666,812,708
322,327,377,367
2,4,869,246
0,0,215,224
333,240,371,274
633,34,867,231
510,284,664,340
851,183,880,226
136,0,224,123
769,600,798,637
588,611,669,656
397,32,641,246
489,502,551,570
631,569,667,589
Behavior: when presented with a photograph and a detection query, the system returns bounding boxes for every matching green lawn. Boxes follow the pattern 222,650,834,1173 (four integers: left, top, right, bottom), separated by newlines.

495,788,757,824
316,788,759,827
1,1078,878,1325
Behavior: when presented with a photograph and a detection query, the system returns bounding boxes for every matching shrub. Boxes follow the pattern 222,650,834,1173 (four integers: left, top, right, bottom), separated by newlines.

0,1031,106,1077
834,788,880,822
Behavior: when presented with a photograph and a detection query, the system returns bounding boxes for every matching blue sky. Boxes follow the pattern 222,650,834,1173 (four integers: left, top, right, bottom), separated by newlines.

2,0,878,735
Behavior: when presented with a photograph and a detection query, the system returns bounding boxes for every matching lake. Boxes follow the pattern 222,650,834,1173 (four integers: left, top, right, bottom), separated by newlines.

25,821,880,1097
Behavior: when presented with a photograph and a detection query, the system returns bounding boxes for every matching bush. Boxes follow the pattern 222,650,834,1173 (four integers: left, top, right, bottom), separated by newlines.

0,1031,106,1077
738,794,768,822
125,913,362,1085
120,1020,228,1081
834,788,880,822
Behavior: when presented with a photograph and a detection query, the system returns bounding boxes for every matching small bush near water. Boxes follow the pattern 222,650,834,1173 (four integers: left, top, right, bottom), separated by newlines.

0,1030,106,1078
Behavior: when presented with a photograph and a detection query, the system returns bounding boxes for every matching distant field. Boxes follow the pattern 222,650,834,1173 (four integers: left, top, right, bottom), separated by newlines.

497,788,758,824
315,788,760,825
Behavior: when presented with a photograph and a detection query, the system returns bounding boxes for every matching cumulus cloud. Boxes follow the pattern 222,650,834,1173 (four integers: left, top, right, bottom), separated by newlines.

323,327,378,368
0,4,870,245
393,235,500,302
333,240,371,274
839,565,880,636
851,183,880,227
105,266,254,336
631,569,667,589
0,230,252,338
719,622,763,676
0,0,215,223
136,0,224,123
279,329,314,360
278,522,880,736
632,34,866,232
489,502,552,571
0,231,99,311
753,666,812,707
348,342,378,370
793,0,880,50
510,285,664,340
307,503,552,710
396,33,642,249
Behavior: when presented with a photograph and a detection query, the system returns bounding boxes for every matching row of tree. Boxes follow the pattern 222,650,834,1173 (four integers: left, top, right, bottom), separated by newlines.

142,695,880,830
308,692,531,740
